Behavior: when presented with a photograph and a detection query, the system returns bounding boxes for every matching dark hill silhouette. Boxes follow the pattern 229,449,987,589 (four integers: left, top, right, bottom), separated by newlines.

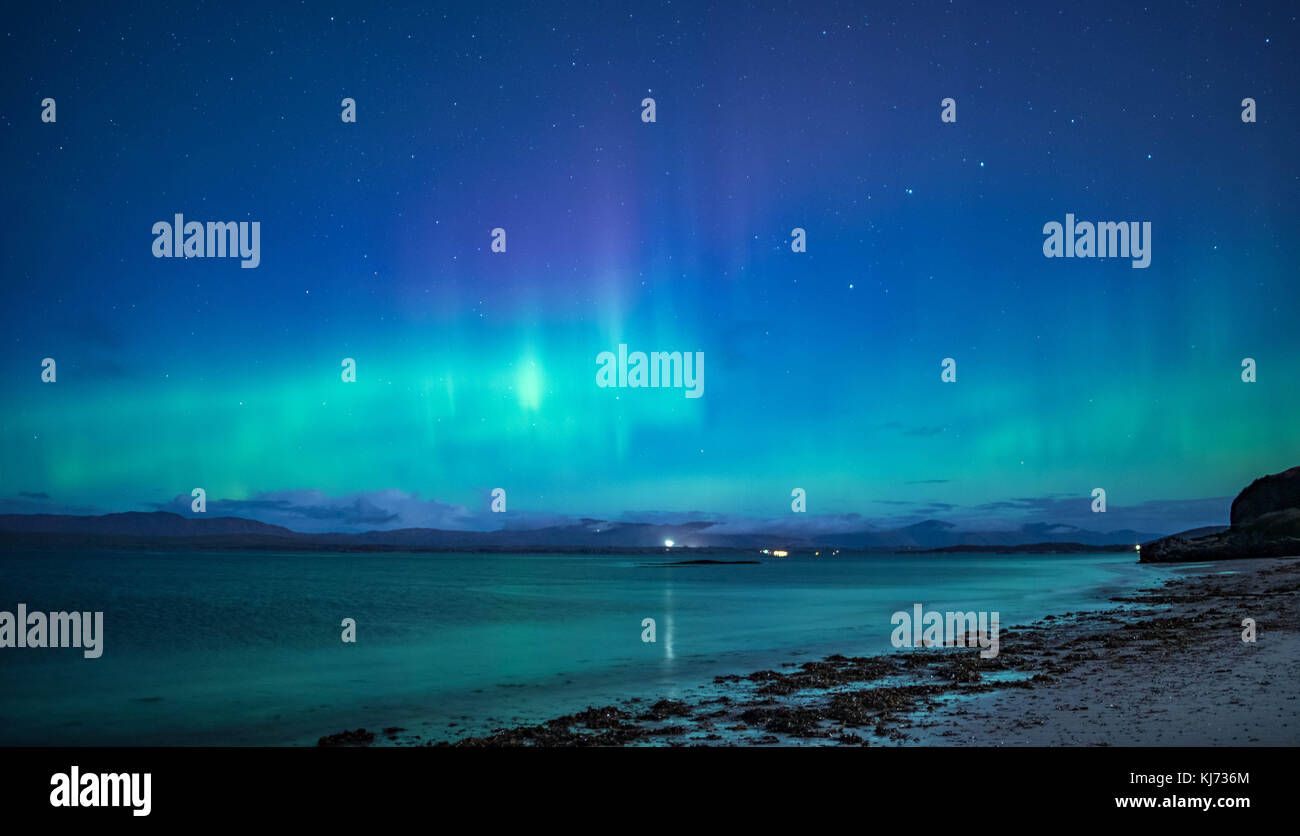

0,511,295,538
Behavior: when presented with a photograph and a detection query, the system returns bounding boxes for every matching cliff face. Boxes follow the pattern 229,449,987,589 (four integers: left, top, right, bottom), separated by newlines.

1230,466,1300,527
1141,466,1300,563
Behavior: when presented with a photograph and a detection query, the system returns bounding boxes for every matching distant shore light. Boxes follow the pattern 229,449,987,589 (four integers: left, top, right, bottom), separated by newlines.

664,540,674,548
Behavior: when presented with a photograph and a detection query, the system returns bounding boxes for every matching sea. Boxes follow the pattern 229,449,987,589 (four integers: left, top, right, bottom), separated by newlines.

0,549,1177,745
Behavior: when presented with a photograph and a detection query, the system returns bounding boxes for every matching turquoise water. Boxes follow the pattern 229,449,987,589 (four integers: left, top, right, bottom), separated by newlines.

0,549,1170,745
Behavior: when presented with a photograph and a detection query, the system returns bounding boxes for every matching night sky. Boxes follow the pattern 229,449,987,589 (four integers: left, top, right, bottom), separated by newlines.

2,1,1296,535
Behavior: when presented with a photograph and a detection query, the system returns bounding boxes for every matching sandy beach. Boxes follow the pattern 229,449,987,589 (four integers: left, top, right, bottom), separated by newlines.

365,556,1300,747
908,558,1299,746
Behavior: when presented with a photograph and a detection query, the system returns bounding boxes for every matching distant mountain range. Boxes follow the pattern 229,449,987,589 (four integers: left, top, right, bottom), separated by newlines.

0,511,1168,554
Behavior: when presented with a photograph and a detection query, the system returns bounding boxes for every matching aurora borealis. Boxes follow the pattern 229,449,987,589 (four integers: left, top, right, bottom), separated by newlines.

2,1,1297,535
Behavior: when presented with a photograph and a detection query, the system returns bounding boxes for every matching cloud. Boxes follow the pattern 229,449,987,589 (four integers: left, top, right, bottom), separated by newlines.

0,494,100,515
150,489,479,533
614,509,719,526
953,494,1230,534
696,512,883,535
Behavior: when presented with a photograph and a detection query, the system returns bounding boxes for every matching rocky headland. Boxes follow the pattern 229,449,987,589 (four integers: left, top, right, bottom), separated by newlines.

1140,466,1300,563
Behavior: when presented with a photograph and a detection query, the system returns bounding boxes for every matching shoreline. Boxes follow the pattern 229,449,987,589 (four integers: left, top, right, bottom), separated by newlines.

320,555,1299,747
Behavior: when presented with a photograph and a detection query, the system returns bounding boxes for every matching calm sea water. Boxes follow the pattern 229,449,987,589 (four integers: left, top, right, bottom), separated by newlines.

0,549,1172,745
